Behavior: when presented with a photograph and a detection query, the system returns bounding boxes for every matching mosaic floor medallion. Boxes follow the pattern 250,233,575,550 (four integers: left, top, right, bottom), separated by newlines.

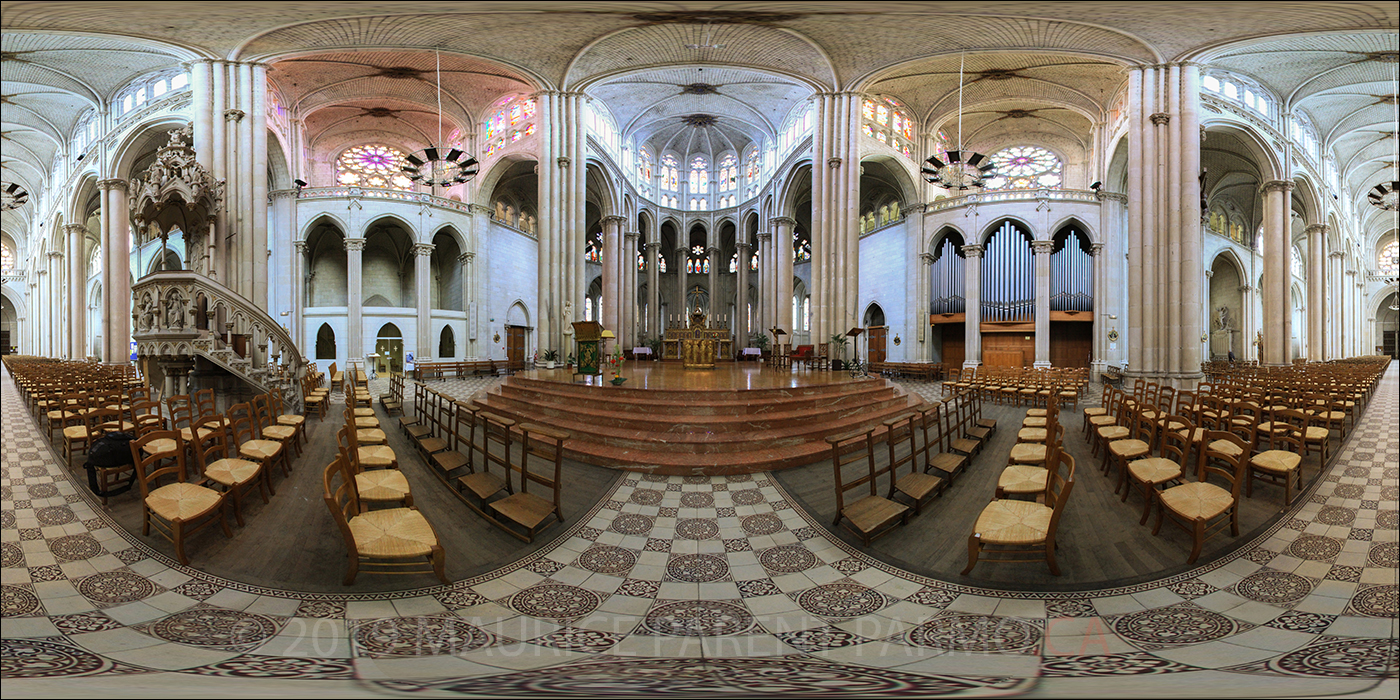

726,474,753,483
1368,541,1398,569
509,584,602,620
2,584,41,617
665,553,730,583
0,639,109,678
679,492,714,508
576,545,638,575
674,518,719,540
0,542,22,568
905,614,1042,653
630,488,664,505
1347,585,1398,618
33,505,75,526
796,583,887,619
758,544,818,574
740,512,784,536
353,616,495,657
609,513,654,536
642,600,755,637
1112,606,1236,646
26,483,59,499
1040,653,1195,677
1377,510,1398,529
1286,535,1343,561
194,656,355,679
731,489,765,505
148,608,279,650
76,571,158,604
48,534,104,561
1233,570,1316,604
1273,638,1399,678
1315,506,1356,526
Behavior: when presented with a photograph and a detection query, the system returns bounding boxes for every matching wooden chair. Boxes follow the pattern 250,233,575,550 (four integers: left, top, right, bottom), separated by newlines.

1125,416,1189,525
1107,405,1154,493
458,407,515,515
253,394,300,459
1092,390,1133,461
229,405,286,490
329,361,344,393
45,390,86,441
947,393,983,458
401,382,433,441
302,375,328,420
917,402,968,487
1000,421,1064,500
380,373,404,415
1247,409,1306,507
489,423,569,542
829,427,908,546
412,390,451,460
337,426,411,510
322,454,447,586
194,418,268,527
345,407,388,446
1154,430,1247,564
270,388,307,450
130,399,166,436
130,430,232,566
429,400,474,482
963,447,1075,576
885,411,943,515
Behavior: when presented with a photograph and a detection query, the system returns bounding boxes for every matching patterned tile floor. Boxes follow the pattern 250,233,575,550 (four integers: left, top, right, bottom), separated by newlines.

2,366,1396,697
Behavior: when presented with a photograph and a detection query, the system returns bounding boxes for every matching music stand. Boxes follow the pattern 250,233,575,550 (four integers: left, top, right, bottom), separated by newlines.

769,328,787,368
846,327,864,371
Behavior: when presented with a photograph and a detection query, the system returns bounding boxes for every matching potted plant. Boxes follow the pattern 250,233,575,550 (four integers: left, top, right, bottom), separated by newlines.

608,350,627,385
542,349,559,369
752,333,770,361
566,352,576,370
646,335,662,360
829,333,849,370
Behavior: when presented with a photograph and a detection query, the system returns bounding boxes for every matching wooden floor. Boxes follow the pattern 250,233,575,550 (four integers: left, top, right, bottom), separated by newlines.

94,397,620,593
775,389,1351,591
518,361,861,390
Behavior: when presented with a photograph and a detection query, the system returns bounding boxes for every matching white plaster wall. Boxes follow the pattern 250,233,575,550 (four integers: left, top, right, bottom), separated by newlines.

858,221,909,362
481,221,539,361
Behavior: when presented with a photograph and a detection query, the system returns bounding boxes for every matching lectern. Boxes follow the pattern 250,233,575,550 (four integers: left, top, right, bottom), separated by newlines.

844,327,864,370
572,321,603,376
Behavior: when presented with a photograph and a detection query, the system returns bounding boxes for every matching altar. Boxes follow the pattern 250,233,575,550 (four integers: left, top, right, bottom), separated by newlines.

663,308,733,368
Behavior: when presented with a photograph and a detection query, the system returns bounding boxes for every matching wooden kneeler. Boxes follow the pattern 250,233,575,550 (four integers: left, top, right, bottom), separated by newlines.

829,427,909,546
457,409,515,518
885,412,944,515
488,423,570,543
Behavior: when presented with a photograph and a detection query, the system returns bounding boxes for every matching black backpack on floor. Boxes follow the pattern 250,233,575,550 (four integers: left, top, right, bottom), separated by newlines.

84,431,137,497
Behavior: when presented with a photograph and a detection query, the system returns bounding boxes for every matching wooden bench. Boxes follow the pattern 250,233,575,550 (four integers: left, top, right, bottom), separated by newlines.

1103,366,1124,385
414,360,504,381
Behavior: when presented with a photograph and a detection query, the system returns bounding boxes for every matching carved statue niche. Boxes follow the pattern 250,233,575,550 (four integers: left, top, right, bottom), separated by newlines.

495,201,506,220
128,125,224,278
525,214,536,233
138,292,157,331
163,290,188,330
505,205,517,228
1216,306,1231,331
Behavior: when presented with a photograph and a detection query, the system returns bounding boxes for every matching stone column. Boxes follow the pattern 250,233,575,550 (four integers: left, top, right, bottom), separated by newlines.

675,244,688,326
414,243,434,360
736,241,752,343
771,217,795,335
1032,239,1053,367
99,178,132,364
963,244,984,368
1328,251,1343,358
250,62,269,311
707,245,721,322
623,231,639,349
600,215,624,337
920,252,935,362
345,238,365,365
292,240,307,345
645,241,661,338
37,266,49,356
459,252,474,357
1088,242,1106,378
755,232,771,339
65,224,87,359
1240,285,1257,361
1305,224,1327,360
1259,180,1293,365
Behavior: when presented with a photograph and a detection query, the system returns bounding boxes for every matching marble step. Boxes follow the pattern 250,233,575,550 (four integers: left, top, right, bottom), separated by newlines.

498,376,898,415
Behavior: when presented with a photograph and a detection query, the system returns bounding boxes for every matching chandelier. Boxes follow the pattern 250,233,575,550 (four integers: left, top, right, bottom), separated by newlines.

1370,182,1399,211
922,54,995,190
400,50,479,187
1,181,29,211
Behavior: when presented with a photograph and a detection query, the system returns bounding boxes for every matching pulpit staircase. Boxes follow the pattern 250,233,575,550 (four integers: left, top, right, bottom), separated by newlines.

131,270,306,410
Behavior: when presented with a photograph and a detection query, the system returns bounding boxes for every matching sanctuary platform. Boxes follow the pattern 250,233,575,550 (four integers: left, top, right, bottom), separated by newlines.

472,363,922,475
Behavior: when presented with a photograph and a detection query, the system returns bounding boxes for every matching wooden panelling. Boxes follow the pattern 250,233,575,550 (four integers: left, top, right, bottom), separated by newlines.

984,350,1024,367
1050,321,1092,368
982,332,1033,367
937,323,965,367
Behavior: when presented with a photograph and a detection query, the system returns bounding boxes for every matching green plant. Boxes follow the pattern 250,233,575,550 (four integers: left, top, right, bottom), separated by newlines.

829,333,849,361
543,349,559,362
567,352,576,366
752,333,770,350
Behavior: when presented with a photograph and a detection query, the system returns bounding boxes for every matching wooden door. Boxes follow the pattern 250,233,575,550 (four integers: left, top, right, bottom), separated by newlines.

867,326,887,364
506,326,525,366
1384,330,1397,359
938,323,965,367
1049,321,1093,368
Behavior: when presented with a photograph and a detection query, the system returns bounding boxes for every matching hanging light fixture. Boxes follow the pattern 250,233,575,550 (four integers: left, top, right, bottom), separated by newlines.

1,181,29,211
922,54,995,190
400,50,479,187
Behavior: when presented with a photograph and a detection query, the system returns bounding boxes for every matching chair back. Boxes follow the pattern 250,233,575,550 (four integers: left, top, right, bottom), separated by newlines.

1131,405,1156,445
229,409,258,445
192,418,232,472
1044,450,1076,535
1198,395,1229,430
322,455,359,545
88,406,124,439
194,388,216,416
1161,416,1192,464
518,424,568,501
131,400,164,435
1271,409,1307,454
167,394,193,432
130,429,188,497
829,428,878,513
1198,430,1248,495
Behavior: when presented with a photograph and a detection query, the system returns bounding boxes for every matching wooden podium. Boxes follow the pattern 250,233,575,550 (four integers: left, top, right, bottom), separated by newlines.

572,321,603,376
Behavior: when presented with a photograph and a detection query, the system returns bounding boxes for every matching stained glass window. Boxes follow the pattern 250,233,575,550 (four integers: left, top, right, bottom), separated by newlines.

637,251,646,271
638,148,653,183
729,253,738,273
484,95,538,157
861,97,917,161
662,155,679,191
337,145,414,190
744,149,761,197
1,243,13,271
719,154,737,192
982,146,1062,190
1291,245,1304,278
585,233,601,263
793,232,811,262
584,297,593,322
750,253,759,271
690,157,708,193
1379,239,1398,274
659,255,667,273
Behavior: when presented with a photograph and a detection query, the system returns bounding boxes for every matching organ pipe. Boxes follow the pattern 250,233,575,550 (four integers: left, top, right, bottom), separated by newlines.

981,221,1034,322
1050,230,1094,312
929,236,965,315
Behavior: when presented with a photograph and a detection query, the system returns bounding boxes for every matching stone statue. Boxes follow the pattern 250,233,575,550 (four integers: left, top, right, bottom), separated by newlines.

1216,305,1230,331
164,293,186,330
505,205,516,227
562,300,573,322
524,215,535,233
495,201,506,220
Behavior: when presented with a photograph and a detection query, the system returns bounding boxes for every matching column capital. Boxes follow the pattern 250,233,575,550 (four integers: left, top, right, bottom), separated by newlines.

1328,251,1345,259
1345,269,1357,277
47,251,64,260
97,178,128,192
1259,180,1294,194
1149,113,1171,126
676,245,689,253
270,189,298,200
1304,223,1329,236
920,252,935,265
1031,240,1054,254
62,223,88,236
458,251,475,264
645,241,664,251
1089,242,1105,255
1205,269,1214,279
468,203,494,216
961,244,985,259
344,238,366,252
1238,285,1254,293
223,108,246,122
624,231,640,241
769,216,797,228
412,243,435,257
294,240,308,254
706,245,721,254
736,241,753,252
600,215,626,227
756,232,772,242
1095,191,1128,204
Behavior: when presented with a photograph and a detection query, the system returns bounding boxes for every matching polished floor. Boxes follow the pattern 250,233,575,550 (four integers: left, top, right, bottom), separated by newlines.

2,363,1396,697
519,361,864,390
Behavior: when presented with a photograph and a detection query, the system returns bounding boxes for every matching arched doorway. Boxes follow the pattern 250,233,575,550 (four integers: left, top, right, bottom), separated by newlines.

1208,254,1244,359
439,325,456,358
375,323,403,375
863,302,886,364
1377,293,1398,359
315,323,336,360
